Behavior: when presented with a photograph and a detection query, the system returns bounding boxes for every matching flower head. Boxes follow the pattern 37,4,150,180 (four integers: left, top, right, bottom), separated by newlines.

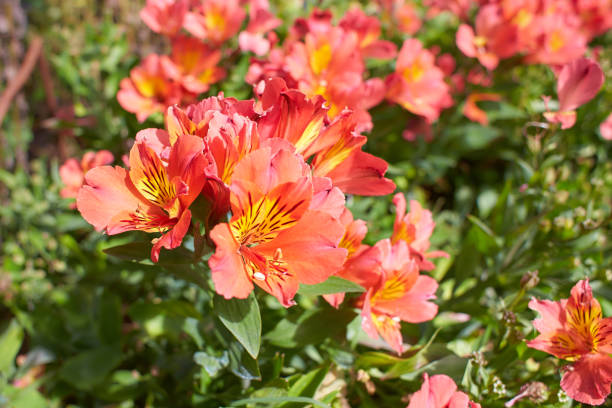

386,39,453,123
527,279,612,405
60,150,114,207
209,144,347,307
359,239,439,354
77,134,208,262
183,0,246,45
392,193,449,270
140,0,189,37
117,54,185,122
161,36,226,94
544,58,604,129
407,373,481,408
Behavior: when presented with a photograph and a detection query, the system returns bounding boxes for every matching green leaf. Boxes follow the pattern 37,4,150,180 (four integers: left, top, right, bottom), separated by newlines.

0,320,24,375
265,308,356,348
103,241,193,264
297,276,365,296
227,341,261,381
2,386,47,408
58,345,123,390
214,293,262,359
231,396,330,408
279,364,330,408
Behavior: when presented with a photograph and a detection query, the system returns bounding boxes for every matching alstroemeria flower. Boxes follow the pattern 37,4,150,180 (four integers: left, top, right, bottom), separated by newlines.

339,8,397,59
574,0,612,39
392,193,449,270
544,58,604,129
407,373,481,408
140,0,188,37
527,279,612,405
524,13,587,66
360,239,439,354
323,208,369,308
600,113,612,141
259,79,395,196
247,9,386,131
60,150,114,207
117,54,185,122
386,39,453,123
238,0,281,55
77,134,208,262
165,97,260,226
456,5,520,70
161,36,226,94
209,144,347,307
183,0,246,45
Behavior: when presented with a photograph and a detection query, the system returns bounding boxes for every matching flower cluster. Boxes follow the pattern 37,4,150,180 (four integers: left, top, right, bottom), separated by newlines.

457,0,612,70
119,0,279,121
323,193,448,354
78,79,397,306
247,8,453,131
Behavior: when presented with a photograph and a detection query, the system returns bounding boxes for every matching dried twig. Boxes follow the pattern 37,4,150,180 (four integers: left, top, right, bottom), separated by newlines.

0,35,43,125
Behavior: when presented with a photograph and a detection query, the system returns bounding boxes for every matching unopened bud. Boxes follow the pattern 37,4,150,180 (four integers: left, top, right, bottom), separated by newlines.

520,270,539,290
505,382,549,407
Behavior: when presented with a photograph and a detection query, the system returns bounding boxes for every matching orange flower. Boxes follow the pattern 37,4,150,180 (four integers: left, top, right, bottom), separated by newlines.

183,0,246,45
360,239,438,354
77,134,208,262
161,36,226,94
407,373,481,408
117,54,185,122
60,150,114,207
339,8,397,59
259,79,395,196
392,193,449,271
140,0,188,37
528,280,612,405
544,58,604,129
386,39,453,123
456,5,520,70
247,9,386,131
208,144,347,306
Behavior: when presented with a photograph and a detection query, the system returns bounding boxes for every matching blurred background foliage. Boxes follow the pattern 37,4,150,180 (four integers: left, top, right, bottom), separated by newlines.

0,0,611,407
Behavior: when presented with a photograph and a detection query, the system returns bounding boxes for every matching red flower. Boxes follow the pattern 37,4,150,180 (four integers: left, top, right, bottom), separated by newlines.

407,373,481,408
339,8,397,59
360,239,438,354
600,113,612,141
208,144,347,307
183,0,246,45
238,0,281,55
544,58,604,129
117,54,185,122
140,0,188,37
161,36,226,94
60,150,114,207
386,39,453,123
527,279,612,405
392,193,449,271
456,5,520,70
77,134,208,262
259,79,395,196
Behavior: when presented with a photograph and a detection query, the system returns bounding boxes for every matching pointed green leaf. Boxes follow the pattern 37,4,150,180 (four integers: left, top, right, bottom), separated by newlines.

214,293,261,359
298,276,365,296
0,320,23,374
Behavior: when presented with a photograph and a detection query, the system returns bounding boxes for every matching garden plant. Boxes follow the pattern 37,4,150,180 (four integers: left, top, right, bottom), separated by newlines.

1,0,612,407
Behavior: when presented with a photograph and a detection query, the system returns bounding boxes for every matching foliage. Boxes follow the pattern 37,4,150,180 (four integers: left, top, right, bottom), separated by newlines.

0,0,611,407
